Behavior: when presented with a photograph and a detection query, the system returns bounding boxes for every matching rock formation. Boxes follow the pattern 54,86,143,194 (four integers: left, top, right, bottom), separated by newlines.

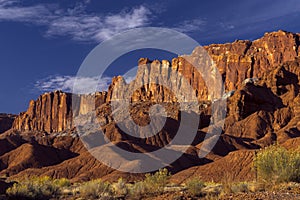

2,30,300,183
13,91,73,133
12,30,300,134
0,114,15,134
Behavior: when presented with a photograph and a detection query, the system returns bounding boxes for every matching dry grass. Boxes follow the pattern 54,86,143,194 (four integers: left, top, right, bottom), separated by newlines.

11,165,300,200
78,179,112,199
185,178,205,197
254,145,300,184
112,178,129,197
6,176,70,200
129,168,170,199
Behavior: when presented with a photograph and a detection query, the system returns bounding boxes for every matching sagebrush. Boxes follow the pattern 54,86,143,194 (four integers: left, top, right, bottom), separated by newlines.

6,176,70,200
78,179,112,199
254,145,300,183
129,168,170,198
185,178,205,196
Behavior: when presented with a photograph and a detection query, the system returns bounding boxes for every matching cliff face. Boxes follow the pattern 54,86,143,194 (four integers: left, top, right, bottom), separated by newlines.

0,114,16,134
13,91,73,133
12,91,109,133
12,30,300,133
204,30,300,91
4,30,300,183
111,30,300,102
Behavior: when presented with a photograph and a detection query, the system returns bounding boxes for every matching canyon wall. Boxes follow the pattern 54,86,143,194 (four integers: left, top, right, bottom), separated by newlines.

12,30,300,133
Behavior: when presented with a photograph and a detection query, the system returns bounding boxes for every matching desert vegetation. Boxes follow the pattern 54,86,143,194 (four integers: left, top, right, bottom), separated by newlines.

185,178,205,197
254,144,300,184
4,169,170,200
128,168,170,198
6,176,70,200
4,147,300,200
78,179,113,199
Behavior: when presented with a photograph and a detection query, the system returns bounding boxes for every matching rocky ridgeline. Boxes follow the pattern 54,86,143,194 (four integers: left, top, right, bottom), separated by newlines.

1,30,300,183
12,30,300,133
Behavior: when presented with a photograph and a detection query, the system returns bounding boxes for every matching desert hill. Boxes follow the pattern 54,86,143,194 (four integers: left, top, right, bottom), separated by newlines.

0,30,300,183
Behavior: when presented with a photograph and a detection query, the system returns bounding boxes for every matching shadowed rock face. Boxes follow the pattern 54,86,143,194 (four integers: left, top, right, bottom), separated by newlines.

3,30,300,182
0,180,12,194
0,114,16,134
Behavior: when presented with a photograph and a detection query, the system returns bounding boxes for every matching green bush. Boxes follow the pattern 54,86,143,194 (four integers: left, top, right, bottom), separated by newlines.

53,178,71,187
129,181,147,199
186,178,205,196
79,179,112,199
254,145,300,183
112,178,128,197
129,168,170,198
143,168,170,195
6,176,69,200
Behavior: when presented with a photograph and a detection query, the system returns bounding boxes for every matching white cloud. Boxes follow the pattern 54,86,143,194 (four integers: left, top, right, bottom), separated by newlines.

0,1,209,42
0,0,210,42
47,5,151,42
219,22,235,30
0,1,152,42
173,18,206,33
94,6,150,41
34,75,112,94
0,0,52,23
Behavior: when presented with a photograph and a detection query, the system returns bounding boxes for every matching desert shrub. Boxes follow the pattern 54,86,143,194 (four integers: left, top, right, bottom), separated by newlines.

6,176,68,200
219,169,235,195
230,182,249,193
53,178,71,187
201,184,222,198
247,182,265,192
185,178,205,196
112,178,128,197
143,168,170,195
79,179,112,199
287,150,300,181
129,168,170,198
254,145,300,184
129,181,147,199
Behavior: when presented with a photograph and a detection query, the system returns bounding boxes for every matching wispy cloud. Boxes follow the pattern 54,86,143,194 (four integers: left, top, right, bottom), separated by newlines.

0,0,152,42
0,0,209,42
0,0,53,23
34,75,112,94
241,0,300,24
173,18,206,33
219,22,235,30
207,0,300,41
46,5,151,42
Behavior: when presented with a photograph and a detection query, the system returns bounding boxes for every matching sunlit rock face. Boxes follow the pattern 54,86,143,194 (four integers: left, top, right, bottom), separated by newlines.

12,30,300,134
4,30,300,183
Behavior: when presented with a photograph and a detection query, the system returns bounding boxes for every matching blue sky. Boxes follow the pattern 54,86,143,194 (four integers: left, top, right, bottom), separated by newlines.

0,0,300,114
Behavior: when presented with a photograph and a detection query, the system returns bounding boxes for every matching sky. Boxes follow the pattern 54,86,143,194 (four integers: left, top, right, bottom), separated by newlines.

0,0,300,114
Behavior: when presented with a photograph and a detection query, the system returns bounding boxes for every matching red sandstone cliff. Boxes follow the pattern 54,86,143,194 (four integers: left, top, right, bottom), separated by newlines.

1,30,300,183
12,30,300,134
